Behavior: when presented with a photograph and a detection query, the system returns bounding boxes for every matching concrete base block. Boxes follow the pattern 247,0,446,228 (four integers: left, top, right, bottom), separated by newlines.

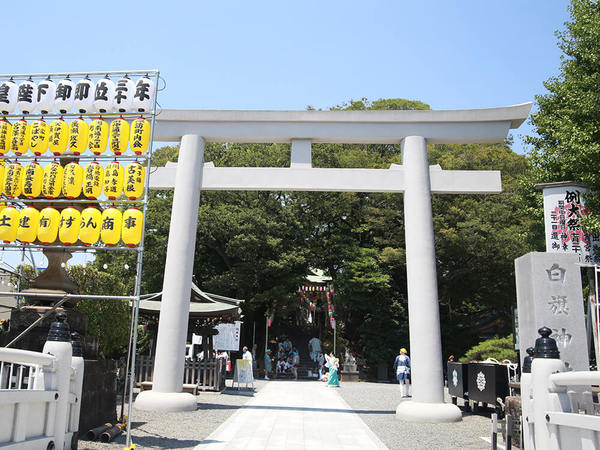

134,391,197,412
396,400,462,423
340,371,360,382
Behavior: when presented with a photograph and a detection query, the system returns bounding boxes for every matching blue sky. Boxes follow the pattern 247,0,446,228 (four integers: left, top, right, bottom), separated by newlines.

1,0,572,270
4,0,570,152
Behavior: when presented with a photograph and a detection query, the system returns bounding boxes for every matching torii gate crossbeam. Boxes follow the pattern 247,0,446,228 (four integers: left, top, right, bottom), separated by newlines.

134,104,532,423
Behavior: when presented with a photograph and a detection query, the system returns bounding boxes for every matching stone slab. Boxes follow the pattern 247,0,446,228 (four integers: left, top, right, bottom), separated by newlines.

515,252,589,371
195,380,387,450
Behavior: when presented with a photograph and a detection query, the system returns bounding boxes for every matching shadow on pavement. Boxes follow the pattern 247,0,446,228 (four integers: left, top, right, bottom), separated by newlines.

196,403,240,411
239,404,395,415
220,388,255,397
113,435,202,449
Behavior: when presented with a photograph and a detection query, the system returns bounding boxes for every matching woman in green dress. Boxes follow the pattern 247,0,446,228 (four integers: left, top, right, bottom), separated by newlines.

325,353,340,387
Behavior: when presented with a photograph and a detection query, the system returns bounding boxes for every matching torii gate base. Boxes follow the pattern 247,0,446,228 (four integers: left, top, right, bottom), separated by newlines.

134,105,531,422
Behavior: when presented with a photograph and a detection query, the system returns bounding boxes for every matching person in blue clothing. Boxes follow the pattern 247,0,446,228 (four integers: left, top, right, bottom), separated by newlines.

393,348,411,398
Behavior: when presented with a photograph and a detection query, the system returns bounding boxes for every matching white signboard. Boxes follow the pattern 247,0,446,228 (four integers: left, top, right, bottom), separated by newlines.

540,183,600,265
213,321,242,351
234,359,254,386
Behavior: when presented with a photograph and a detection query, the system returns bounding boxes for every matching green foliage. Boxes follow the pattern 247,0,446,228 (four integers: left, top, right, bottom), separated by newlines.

526,0,600,232
459,334,517,363
14,264,131,359
69,266,130,359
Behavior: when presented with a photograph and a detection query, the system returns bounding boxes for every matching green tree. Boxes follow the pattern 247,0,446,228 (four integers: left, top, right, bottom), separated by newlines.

15,264,130,358
526,0,600,230
460,335,517,363
69,266,130,358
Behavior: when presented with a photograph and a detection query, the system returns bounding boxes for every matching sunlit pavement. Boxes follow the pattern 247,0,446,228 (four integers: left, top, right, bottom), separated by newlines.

195,380,387,450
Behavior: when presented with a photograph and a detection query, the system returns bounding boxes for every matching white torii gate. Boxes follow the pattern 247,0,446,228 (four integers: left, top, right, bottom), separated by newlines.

134,104,532,422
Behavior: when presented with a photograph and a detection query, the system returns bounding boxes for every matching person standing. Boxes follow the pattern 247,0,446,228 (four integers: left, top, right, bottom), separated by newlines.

393,348,411,397
308,336,322,362
324,353,340,387
242,346,253,366
290,347,300,380
283,336,293,355
317,352,325,379
264,348,272,380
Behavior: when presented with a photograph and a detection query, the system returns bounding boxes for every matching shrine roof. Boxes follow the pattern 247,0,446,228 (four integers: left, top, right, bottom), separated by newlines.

138,283,244,318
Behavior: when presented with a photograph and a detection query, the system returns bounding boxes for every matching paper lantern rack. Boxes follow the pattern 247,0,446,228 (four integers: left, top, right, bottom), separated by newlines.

0,69,159,253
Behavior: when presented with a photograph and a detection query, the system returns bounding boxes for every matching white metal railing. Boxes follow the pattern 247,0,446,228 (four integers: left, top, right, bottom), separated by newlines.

0,341,84,450
522,358,600,450
1,362,41,390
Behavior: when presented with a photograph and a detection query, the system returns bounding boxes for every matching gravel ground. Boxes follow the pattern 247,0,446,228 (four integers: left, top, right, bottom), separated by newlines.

79,379,267,450
337,381,491,450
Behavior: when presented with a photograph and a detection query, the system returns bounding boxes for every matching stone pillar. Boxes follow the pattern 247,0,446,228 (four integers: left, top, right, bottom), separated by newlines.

396,136,461,422
135,135,205,412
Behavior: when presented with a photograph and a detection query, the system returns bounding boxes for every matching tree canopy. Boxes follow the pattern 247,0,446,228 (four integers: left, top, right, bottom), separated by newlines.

526,0,600,230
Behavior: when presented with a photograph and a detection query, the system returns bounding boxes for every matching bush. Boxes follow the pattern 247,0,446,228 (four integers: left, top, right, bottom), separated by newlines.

459,334,517,363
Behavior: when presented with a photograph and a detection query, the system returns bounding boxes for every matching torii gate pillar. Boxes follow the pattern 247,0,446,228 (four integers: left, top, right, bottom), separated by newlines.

397,136,461,421
135,134,205,411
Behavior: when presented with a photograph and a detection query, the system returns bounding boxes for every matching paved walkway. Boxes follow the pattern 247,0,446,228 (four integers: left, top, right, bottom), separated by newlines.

195,380,388,450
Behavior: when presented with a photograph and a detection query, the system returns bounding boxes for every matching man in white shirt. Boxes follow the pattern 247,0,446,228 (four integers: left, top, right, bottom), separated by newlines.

242,346,253,366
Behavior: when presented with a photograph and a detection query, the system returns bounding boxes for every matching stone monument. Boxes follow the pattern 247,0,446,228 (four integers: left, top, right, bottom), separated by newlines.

341,348,359,382
515,252,589,371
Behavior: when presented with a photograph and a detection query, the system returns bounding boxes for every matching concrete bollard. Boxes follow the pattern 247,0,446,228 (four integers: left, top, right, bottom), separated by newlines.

42,313,73,450
520,347,534,450
69,332,85,449
530,327,569,450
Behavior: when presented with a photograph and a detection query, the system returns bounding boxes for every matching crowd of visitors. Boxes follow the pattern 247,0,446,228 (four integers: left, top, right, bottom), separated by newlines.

263,335,301,380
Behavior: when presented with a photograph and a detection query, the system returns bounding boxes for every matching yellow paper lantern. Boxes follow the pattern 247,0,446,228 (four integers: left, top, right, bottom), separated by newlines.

109,117,129,155
48,118,69,156
62,162,83,199
0,206,19,243
124,161,145,200
88,118,108,155
82,162,104,200
122,208,143,247
38,207,60,244
17,206,39,243
42,162,63,199
79,207,101,246
29,119,49,156
68,118,89,155
59,207,81,245
22,161,43,199
0,119,12,156
4,162,23,198
130,117,150,155
11,119,30,156
103,161,124,199
101,207,122,246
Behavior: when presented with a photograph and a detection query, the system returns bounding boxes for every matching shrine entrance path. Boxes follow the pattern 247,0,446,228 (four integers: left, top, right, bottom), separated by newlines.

194,379,387,450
